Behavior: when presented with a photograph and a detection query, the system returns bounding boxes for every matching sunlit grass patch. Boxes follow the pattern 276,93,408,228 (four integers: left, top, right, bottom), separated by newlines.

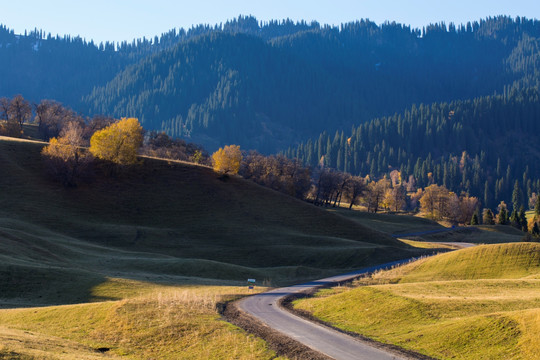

295,243,540,359
0,285,282,359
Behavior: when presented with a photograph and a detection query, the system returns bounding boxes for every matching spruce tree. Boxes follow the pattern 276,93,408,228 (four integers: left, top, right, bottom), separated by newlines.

512,180,522,212
483,180,490,209
519,206,528,232
497,203,508,225
532,222,540,237
482,208,495,225
471,211,479,225
510,209,520,229
535,195,540,216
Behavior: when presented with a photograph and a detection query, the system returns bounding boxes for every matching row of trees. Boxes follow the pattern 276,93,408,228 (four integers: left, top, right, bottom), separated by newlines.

41,118,144,186
211,144,540,237
0,95,116,141
142,131,210,165
285,88,540,213
37,110,540,237
0,95,209,186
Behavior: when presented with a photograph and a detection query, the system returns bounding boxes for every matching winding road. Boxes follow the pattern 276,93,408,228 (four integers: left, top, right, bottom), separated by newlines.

237,260,416,360
236,231,477,359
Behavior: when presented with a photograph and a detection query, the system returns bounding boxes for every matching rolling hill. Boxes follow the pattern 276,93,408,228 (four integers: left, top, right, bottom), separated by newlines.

294,242,540,359
0,136,426,306
0,135,433,358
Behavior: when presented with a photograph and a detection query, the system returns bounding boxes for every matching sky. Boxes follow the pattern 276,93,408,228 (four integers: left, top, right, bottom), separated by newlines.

1,0,540,44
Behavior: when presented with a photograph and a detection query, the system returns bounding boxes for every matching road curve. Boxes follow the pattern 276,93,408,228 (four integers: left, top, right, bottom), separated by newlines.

237,260,417,360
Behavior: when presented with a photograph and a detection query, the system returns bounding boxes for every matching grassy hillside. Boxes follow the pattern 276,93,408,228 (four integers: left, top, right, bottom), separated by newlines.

0,136,428,358
294,243,540,360
0,137,419,286
326,208,445,235
0,283,286,359
377,243,540,283
415,225,526,244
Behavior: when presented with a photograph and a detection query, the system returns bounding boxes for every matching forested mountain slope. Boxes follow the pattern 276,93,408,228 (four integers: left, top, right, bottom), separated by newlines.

286,88,540,209
82,16,540,152
1,16,540,154
0,16,310,104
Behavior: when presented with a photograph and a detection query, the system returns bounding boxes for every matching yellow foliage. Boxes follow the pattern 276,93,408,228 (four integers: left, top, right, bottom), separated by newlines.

41,122,92,186
212,145,242,174
89,117,143,165
42,137,66,159
42,123,86,163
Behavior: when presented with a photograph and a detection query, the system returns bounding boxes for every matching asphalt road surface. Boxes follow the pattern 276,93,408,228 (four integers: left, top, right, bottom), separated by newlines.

237,260,416,360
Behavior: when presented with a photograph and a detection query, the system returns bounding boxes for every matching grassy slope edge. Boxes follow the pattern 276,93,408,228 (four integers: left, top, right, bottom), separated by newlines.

294,242,540,360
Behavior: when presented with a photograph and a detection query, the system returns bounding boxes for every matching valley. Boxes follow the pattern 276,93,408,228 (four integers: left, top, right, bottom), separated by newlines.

1,9,540,359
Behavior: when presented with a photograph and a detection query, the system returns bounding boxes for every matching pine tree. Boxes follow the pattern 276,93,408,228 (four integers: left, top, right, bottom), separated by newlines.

471,211,479,225
519,206,528,232
510,209,520,229
483,180,490,209
512,180,522,212
497,202,509,225
532,222,540,237
535,195,540,216
482,208,495,225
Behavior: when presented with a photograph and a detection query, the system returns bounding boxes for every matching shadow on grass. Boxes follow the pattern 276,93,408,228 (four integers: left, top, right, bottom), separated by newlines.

0,265,115,308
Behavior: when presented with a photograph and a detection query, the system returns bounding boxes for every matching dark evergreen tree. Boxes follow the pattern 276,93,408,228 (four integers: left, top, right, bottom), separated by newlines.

519,206,528,232
471,211,479,225
512,180,523,212
497,203,509,225
510,209,520,229
532,222,540,237
482,208,495,225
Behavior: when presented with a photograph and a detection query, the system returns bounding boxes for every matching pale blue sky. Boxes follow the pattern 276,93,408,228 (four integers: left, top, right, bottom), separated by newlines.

2,0,539,44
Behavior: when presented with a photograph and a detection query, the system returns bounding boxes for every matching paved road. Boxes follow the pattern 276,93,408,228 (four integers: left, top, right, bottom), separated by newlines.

433,241,476,249
237,260,416,360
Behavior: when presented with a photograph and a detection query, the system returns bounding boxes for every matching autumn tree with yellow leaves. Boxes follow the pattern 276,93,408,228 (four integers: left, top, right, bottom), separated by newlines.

90,118,143,165
42,122,93,186
212,145,242,175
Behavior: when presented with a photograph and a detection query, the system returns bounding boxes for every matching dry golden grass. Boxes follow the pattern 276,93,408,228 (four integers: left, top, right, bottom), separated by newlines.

295,243,540,359
398,238,458,249
0,135,430,359
0,284,285,359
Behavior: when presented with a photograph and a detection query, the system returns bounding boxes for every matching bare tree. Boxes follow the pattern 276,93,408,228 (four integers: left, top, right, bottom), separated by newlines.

332,172,350,208
344,176,366,210
0,97,10,121
385,184,408,212
35,100,79,140
314,168,332,206
241,152,310,200
83,115,116,140
0,97,23,137
365,178,391,213
8,95,32,129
